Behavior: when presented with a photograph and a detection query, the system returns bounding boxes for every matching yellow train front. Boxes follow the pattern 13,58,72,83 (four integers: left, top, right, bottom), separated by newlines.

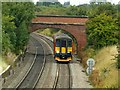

54,34,73,62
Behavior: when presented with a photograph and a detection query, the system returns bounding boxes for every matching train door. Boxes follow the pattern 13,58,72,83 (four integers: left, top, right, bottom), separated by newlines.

61,39,67,54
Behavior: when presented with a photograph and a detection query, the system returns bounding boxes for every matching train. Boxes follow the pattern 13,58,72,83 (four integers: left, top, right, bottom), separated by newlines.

53,33,74,62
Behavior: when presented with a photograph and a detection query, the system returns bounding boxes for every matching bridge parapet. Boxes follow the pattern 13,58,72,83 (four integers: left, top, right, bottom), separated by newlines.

32,22,85,25
32,15,88,25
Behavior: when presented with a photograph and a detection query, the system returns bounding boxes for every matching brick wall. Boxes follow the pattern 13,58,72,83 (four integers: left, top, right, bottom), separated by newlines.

32,16,88,24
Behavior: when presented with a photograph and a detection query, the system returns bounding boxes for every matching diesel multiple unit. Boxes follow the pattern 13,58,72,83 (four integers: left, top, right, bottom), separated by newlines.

53,33,74,62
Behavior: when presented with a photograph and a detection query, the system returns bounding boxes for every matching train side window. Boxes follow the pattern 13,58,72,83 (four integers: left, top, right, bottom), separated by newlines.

61,39,66,47
68,40,72,47
56,39,60,47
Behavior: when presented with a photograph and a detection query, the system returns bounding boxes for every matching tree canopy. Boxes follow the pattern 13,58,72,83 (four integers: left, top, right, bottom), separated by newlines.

86,13,118,49
2,2,35,55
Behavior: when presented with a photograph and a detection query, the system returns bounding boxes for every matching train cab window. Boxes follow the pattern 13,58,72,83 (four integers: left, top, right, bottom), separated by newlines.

68,40,72,47
61,39,66,47
56,39,60,47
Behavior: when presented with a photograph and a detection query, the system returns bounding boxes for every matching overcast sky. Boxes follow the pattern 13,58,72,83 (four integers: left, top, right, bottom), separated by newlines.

33,0,120,5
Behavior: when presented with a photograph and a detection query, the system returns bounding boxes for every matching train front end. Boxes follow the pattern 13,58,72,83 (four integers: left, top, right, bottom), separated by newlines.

54,34,73,62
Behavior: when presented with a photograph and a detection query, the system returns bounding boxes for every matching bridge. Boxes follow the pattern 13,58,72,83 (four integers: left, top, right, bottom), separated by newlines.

31,15,88,52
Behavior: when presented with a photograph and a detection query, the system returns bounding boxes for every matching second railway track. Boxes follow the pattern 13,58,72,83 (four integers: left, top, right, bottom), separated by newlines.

16,35,46,89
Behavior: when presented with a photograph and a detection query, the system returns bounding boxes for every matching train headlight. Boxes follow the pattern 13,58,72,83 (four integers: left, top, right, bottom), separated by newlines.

56,51,60,53
67,51,71,53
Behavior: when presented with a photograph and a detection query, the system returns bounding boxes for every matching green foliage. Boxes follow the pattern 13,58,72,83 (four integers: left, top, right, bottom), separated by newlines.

86,13,118,49
118,4,120,12
2,2,35,55
16,21,29,54
65,6,78,15
38,28,60,37
36,2,62,7
35,5,88,16
66,4,89,16
8,2,35,27
2,30,12,55
35,2,118,17
89,2,117,17
2,15,16,52
35,6,66,15
96,3,117,16
77,5,88,16
117,12,120,69
117,45,120,69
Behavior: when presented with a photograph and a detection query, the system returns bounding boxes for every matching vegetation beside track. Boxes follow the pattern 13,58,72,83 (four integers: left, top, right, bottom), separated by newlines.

1,2,35,72
82,46,118,88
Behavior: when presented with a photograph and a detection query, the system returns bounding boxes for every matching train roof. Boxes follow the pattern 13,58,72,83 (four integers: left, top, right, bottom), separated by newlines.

54,33,72,40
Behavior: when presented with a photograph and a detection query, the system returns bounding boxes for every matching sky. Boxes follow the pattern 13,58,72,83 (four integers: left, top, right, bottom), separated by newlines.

33,0,120,5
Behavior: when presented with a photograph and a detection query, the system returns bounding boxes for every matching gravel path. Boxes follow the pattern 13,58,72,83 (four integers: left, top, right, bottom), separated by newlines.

70,57,93,88
56,63,70,88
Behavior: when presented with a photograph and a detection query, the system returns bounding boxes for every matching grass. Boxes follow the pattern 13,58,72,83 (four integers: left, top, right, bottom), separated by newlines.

37,28,61,37
0,54,8,73
88,45,118,88
0,52,16,74
35,6,67,15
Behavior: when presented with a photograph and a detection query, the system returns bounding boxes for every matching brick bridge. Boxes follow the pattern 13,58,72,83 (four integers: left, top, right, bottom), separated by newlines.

31,15,88,52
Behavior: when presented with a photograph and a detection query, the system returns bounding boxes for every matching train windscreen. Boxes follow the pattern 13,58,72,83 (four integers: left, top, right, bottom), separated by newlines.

67,40,72,47
56,39,60,47
61,39,66,47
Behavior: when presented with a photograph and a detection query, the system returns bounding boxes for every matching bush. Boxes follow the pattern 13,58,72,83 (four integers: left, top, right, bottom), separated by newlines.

86,13,118,49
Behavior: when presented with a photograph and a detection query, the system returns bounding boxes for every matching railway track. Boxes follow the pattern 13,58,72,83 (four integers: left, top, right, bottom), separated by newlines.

15,35,46,89
3,33,92,89
53,63,72,89
36,33,93,89
34,33,72,89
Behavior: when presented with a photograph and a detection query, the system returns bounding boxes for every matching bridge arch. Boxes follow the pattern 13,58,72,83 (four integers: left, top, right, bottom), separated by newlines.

31,15,88,53
33,27,78,53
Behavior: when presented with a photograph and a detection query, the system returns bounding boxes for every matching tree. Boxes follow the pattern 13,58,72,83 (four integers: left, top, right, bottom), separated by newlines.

96,3,117,16
66,6,78,15
77,5,87,16
86,13,118,49
2,2,35,55
8,2,35,27
116,12,120,69
2,30,12,55
2,15,16,53
15,21,29,54
88,2,117,17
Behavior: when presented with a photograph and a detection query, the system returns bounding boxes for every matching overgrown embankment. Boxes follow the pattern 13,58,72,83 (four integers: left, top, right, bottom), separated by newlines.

0,55,7,73
1,2,35,73
82,45,118,88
